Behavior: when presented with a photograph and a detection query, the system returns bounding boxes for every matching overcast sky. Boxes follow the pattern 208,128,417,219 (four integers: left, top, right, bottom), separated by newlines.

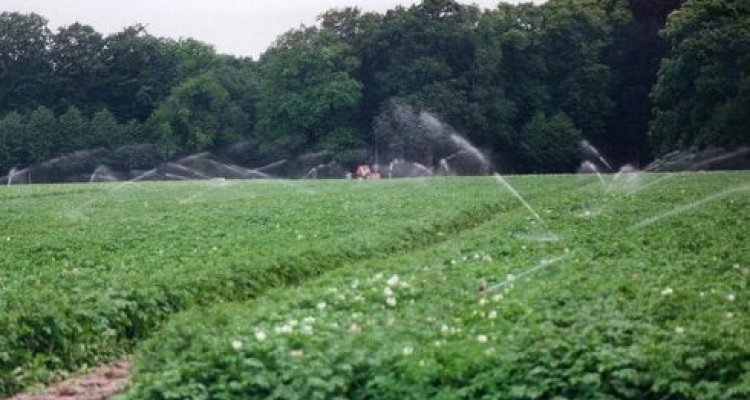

3,1,545,58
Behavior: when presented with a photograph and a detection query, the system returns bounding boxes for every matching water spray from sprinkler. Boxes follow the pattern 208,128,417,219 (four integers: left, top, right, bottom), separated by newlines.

631,184,750,229
581,140,613,171
493,174,544,223
6,167,16,186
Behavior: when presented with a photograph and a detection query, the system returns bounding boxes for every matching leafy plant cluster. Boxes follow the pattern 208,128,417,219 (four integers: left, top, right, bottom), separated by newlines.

0,178,529,396
122,172,749,399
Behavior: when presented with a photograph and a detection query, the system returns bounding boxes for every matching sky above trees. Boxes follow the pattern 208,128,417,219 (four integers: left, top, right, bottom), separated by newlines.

3,0,546,58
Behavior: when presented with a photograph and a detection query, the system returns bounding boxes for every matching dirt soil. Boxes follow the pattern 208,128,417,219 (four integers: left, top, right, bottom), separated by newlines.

9,359,131,400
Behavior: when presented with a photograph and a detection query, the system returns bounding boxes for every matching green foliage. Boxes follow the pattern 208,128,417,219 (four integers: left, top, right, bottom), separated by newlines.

98,25,179,122
651,0,750,154
49,23,105,115
319,7,382,52
0,16,265,172
2,0,748,173
173,38,219,82
542,0,617,144
0,178,510,396
353,0,624,169
0,107,168,173
122,173,750,399
0,111,25,170
148,59,260,154
256,27,362,158
56,106,89,154
151,72,234,152
0,12,52,115
24,106,57,163
366,0,480,125
518,112,583,173
88,109,122,149
472,2,551,160
318,126,367,166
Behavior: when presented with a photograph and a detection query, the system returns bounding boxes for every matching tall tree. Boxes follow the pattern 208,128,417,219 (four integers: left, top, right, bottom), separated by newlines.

98,25,179,122
0,12,52,115
541,0,619,148
24,106,57,164
0,111,26,171
256,27,362,158
363,0,481,133
88,109,122,149
471,3,548,165
518,112,583,173
211,58,261,130
151,72,242,152
319,7,382,135
651,0,750,154
56,106,89,154
49,23,105,114
604,0,684,165
172,38,219,82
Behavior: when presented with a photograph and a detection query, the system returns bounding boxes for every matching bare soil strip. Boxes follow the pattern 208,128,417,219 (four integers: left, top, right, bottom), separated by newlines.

9,359,131,400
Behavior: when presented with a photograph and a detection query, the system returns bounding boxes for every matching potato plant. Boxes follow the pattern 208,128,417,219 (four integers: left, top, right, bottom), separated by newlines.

0,178,538,396
122,172,749,399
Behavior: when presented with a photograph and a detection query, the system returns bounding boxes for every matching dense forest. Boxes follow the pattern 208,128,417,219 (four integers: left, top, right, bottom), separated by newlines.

0,0,748,176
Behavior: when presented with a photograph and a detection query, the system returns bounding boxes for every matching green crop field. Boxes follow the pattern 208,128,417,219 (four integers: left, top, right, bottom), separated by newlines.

1,173,748,399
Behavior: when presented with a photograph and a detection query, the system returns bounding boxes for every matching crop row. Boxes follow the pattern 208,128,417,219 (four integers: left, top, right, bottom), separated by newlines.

0,178,556,396
123,173,750,399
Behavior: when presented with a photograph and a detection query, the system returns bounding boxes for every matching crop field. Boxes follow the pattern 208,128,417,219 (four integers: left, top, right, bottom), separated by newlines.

1,172,749,399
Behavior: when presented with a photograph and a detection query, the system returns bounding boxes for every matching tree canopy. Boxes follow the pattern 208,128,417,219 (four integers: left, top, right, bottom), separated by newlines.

1,0,745,177
651,0,750,154
256,27,363,159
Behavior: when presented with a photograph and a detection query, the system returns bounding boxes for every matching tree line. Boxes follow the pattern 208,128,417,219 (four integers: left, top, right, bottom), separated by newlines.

1,0,747,175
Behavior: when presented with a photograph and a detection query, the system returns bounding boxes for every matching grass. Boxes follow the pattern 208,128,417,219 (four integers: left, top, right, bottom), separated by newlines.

1,173,748,398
